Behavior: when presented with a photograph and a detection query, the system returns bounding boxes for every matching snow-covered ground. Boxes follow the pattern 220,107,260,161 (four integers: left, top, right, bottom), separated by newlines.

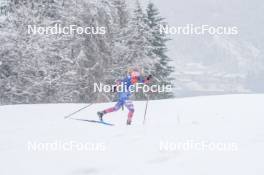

0,94,264,175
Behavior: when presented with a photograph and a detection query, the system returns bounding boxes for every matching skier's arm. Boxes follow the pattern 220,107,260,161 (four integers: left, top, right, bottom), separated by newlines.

138,75,152,84
111,79,122,92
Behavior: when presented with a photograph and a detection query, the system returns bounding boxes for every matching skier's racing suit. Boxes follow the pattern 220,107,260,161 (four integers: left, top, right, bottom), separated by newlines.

100,72,151,124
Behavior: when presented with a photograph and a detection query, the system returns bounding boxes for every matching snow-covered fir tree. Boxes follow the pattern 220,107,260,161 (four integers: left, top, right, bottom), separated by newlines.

119,1,157,100
146,2,174,99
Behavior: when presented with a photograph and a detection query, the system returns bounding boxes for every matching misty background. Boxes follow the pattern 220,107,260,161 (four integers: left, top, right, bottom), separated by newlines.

138,0,264,96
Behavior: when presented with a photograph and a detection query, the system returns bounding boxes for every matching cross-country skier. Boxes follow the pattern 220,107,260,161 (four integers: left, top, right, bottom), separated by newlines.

97,68,152,125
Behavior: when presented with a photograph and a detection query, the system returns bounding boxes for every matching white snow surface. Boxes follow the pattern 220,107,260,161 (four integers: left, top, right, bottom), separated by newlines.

0,94,264,175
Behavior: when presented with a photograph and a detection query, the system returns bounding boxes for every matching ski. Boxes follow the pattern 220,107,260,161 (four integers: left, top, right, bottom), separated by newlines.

70,118,114,126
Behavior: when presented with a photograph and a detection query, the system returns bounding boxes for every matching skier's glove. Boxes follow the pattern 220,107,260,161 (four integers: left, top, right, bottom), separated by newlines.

146,75,152,80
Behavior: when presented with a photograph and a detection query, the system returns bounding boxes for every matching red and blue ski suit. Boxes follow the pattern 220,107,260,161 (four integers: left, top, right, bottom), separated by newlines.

103,74,147,121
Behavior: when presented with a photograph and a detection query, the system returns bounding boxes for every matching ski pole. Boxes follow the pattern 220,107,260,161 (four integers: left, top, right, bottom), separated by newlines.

64,103,93,119
143,94,149,124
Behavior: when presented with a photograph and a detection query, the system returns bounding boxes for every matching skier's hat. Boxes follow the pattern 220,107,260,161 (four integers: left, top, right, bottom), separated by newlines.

127,67,142,75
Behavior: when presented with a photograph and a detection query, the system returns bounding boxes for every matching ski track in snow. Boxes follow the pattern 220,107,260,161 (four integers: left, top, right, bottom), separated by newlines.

0,94,264,175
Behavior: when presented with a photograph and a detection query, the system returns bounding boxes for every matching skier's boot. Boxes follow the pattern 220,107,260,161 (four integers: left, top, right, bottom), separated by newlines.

126,118,132,125
97,111,104,121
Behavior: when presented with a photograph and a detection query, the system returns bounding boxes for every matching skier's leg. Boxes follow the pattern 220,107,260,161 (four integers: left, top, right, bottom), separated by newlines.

104,100,123,114
97,101,123,120
103,104,121,113
124,100,134,125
